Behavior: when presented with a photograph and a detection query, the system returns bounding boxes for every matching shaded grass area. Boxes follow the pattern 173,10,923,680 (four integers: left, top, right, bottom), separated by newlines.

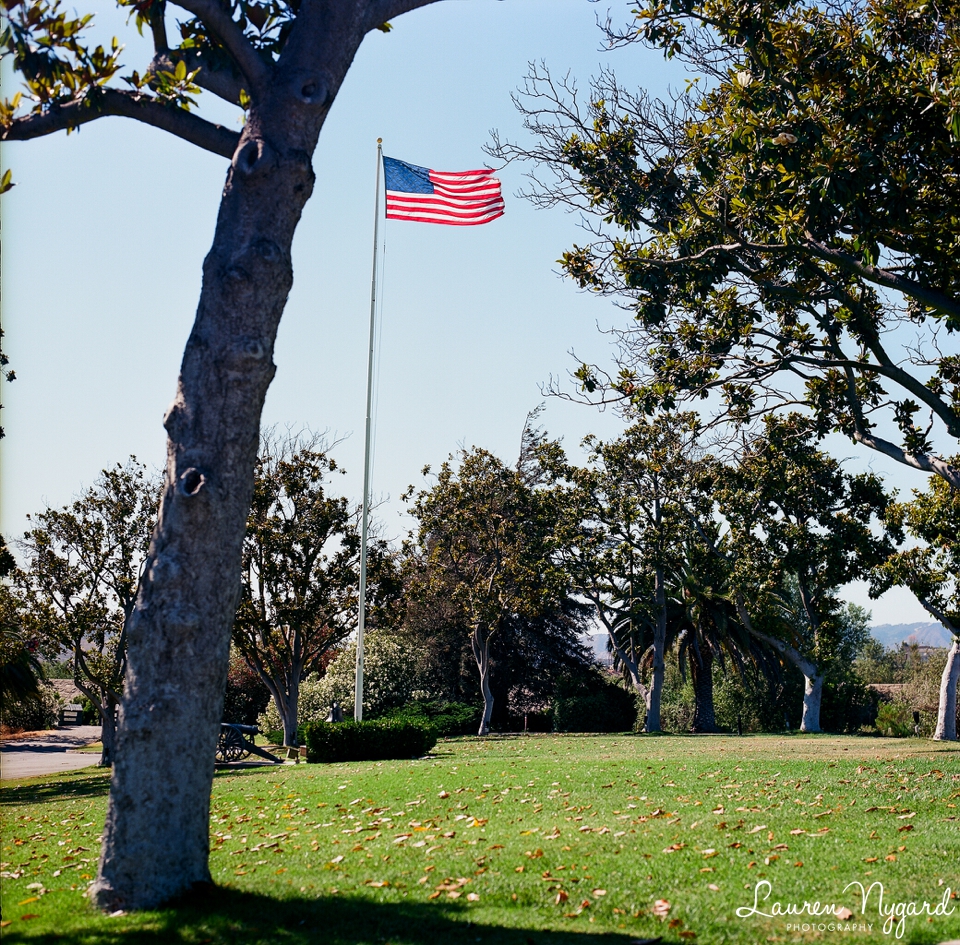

2,734,959,944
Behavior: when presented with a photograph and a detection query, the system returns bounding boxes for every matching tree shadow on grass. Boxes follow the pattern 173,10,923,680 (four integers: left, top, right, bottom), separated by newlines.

0,767,111,806
2,886,677,945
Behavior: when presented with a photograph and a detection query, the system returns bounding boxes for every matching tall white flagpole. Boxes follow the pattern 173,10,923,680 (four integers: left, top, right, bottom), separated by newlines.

355,138,383,722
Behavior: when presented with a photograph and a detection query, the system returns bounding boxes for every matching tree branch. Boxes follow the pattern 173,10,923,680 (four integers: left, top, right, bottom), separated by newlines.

851,428,960,489
361,0,445,32
913,593,960,638
150,50,244,106
2,90,240,159
150,0,169,53
169,0,270,91
802,234,960,322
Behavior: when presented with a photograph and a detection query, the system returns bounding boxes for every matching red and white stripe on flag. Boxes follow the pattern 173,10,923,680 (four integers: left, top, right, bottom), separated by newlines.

385,167,505,226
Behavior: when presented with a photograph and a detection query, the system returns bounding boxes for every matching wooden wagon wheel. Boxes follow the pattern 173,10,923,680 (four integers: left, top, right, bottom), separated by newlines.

216,725,247,763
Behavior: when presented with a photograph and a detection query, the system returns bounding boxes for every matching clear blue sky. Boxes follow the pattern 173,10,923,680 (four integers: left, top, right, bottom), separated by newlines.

0,0,933,623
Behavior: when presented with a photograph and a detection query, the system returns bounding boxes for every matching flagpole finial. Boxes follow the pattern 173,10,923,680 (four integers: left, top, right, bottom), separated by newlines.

377,137,382,145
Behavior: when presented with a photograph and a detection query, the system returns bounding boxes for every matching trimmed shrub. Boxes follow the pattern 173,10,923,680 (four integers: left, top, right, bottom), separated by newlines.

380,700,481,737
304,719,438,763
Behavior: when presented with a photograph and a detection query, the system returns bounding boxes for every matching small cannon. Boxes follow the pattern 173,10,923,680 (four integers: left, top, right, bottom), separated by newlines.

216,723,281,764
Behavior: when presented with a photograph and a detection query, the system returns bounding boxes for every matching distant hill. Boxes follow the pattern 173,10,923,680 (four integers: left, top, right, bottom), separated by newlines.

588,625,954,658
589,633,614,665
870,622,954,649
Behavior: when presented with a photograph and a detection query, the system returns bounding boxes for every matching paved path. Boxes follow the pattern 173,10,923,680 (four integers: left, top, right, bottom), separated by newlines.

0,726,103,780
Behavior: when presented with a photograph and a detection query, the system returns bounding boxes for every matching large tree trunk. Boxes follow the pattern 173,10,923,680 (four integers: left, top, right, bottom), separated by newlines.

73,677,119,767
280,671,302,747
799,672,823,734
933,637,960,742
690,644,718,733
644,566,667,733
99,691,119,768
472,624,494,736
89,11,371,908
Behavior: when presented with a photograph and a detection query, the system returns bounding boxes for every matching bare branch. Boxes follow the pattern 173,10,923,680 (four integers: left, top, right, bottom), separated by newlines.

170,0,270,91
2,90,240,159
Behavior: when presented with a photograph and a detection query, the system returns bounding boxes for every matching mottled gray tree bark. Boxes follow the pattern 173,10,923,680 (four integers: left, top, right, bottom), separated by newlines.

472,623,495,736
86,0,447,912
933,637,960,742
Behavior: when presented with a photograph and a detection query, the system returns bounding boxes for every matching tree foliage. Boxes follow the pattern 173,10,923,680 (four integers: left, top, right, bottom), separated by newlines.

544,413,719,731
232,432,396,746
15,459,158,764
492,0,960,488
406,441,573,735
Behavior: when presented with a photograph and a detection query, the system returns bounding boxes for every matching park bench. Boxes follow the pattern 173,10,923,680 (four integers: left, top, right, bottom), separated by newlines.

216,723,281,764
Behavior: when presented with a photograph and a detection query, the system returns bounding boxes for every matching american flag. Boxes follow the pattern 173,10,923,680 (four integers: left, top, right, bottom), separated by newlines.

383,156,504,226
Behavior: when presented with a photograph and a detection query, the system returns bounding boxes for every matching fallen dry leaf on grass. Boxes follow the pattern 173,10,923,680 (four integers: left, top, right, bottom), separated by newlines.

555,890,569,904
466,893,480,901
835,907,853,920
653,899,671,918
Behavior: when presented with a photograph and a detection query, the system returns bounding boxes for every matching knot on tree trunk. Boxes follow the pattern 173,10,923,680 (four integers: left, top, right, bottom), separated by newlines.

288,69,330,107
178,467,206,497
233,137,276,177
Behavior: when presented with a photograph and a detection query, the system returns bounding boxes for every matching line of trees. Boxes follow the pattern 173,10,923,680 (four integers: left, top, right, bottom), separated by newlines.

4,413,958,755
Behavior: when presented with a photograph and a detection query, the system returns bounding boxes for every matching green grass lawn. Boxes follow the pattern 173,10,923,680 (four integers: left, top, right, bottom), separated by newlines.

2,734,959,944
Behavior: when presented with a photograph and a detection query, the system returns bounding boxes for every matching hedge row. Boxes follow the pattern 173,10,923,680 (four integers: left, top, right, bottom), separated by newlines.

303,719,438,763
379,700,481,737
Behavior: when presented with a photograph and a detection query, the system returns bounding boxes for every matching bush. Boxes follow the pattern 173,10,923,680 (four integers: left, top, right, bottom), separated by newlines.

259,634,436,735
552,671,637,733
77,696,101,725
379,700,481,737
875,701,915,737
1,682,61,733
304,719,438,763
